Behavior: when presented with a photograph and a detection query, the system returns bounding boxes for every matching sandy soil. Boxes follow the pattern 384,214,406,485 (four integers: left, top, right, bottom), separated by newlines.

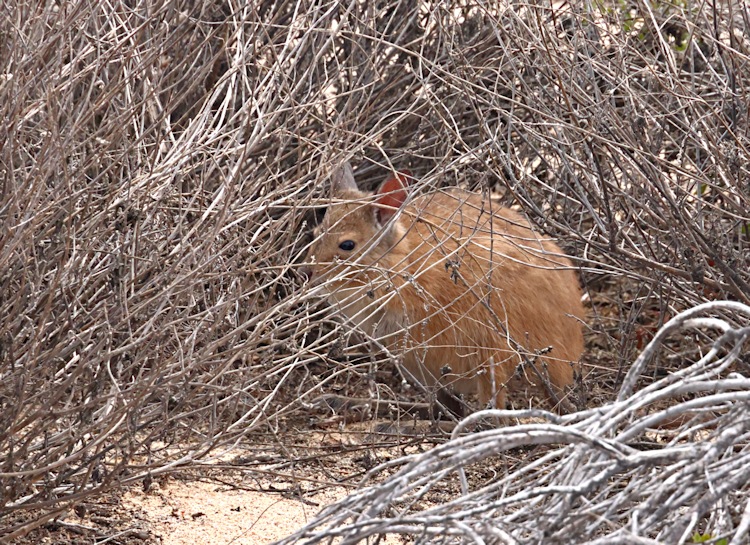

122,473,407,545
122,478,346,544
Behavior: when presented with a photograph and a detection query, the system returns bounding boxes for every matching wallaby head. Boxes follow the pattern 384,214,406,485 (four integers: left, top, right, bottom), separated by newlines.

303,162,411,285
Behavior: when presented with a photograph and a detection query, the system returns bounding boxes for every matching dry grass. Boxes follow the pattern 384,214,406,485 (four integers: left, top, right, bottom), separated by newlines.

1,0,748,542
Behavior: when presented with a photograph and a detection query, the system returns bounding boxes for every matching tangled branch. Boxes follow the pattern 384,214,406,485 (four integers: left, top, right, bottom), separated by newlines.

276,301,750,544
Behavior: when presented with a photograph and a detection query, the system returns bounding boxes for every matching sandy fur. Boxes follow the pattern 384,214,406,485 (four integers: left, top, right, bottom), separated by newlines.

307,184,585,410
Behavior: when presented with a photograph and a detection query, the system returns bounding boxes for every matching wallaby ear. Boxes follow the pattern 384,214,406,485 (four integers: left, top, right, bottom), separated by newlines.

374,172,410,225
330,162,357,195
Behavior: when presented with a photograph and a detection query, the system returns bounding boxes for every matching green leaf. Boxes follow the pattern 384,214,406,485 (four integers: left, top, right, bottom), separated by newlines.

690,532,728,544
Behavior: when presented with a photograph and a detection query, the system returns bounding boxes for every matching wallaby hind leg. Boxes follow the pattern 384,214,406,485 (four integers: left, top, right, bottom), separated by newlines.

433,388,466,420
543,359,579,414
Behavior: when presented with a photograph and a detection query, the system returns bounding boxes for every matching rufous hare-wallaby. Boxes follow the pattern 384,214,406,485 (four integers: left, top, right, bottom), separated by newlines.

303,162,585,411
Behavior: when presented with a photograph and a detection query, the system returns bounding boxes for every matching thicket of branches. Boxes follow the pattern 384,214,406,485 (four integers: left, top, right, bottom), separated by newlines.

277,302,750,544
1,0,748,541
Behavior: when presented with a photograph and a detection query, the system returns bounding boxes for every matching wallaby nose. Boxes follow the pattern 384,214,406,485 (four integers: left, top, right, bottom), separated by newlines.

299,265,313,281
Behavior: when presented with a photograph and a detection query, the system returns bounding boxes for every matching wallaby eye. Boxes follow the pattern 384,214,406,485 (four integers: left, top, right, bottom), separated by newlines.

339,240,356,251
